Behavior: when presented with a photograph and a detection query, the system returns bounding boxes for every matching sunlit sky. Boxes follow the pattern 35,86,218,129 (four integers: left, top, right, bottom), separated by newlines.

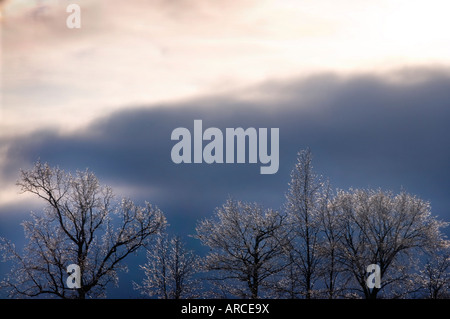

1,0,450,209
2,0,450,136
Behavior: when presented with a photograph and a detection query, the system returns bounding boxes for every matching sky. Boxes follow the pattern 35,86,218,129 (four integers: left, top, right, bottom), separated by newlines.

1,0,450,298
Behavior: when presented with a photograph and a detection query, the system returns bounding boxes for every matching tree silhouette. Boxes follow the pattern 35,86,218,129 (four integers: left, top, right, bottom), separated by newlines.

0,161,166,298
332,188,448,299
196,198,288,298
134,234,202,299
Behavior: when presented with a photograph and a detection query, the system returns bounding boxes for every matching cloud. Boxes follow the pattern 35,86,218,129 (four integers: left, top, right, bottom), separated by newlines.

2,67,450,230
4,0,450,138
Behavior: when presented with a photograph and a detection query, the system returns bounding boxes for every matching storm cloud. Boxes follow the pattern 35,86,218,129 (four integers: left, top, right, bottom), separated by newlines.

2,67,450,236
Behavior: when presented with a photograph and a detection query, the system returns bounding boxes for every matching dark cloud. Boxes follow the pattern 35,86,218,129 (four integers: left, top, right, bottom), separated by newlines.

2,67,450,233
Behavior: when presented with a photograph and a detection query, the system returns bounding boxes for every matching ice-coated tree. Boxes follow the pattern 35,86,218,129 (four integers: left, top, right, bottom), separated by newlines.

316,184,350,298
333,188,448,299
413,245,450,299
134,234,202,299
0,161,166,298
283,149,326,298
196,198,288,299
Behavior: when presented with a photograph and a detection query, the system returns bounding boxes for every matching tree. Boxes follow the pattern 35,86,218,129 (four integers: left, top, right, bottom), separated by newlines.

134,234,202,299
283,149,326,298
196,198,288,299
0,161,166,298
333,188,448,299
316,184,349,298
413,246,450,299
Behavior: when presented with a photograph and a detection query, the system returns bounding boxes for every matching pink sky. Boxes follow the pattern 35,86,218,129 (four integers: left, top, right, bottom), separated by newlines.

2,0,450,136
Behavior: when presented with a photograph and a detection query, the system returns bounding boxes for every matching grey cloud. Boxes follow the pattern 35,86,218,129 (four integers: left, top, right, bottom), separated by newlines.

2,67,450,234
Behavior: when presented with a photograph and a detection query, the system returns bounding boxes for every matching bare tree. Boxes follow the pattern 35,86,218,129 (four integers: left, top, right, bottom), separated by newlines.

196,198,288,299
413,245,450,299
316,184,350,298
134,234,202,299
0,161,166,298
283,149,325,298
333,188,448,299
